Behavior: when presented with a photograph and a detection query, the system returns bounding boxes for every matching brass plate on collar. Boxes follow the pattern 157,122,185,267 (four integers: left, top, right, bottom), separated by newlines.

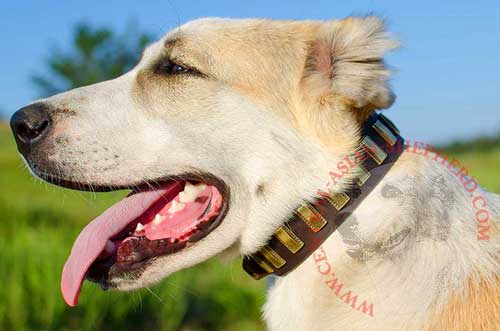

260,246,286,268
296,205,327,232
372,119,397,146
327,192,350,210
361,136,387,165
250,254,274,274
379,113,400,135
354,165,371,187
274,226,304,253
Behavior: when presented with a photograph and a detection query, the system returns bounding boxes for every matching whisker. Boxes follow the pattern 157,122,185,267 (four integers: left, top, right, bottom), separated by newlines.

144,286,166,305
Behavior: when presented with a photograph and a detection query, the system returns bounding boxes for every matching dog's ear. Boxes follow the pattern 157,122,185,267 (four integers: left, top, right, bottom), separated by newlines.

301,16,399,119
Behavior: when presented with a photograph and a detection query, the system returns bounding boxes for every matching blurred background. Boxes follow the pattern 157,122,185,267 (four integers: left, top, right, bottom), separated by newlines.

0,1,499,330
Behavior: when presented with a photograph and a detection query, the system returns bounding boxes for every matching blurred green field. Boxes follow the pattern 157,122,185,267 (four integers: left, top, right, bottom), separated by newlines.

447,147,500,193
0,123,499,331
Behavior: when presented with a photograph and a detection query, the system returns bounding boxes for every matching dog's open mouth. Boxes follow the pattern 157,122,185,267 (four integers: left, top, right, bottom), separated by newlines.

60,176,229,307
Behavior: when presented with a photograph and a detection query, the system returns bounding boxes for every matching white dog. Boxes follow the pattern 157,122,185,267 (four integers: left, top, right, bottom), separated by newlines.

11,16,499,330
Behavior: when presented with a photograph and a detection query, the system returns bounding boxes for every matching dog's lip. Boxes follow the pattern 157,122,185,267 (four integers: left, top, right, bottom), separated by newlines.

35,170,228,194
59,173,230,307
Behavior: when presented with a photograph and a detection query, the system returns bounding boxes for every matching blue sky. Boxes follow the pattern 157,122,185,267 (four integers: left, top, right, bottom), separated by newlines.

1,0,499,143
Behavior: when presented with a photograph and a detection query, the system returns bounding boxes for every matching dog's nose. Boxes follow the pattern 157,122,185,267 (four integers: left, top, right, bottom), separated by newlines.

10,103,51,151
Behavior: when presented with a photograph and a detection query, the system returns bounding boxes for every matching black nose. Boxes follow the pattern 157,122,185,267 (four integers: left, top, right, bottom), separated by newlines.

10,103,51,151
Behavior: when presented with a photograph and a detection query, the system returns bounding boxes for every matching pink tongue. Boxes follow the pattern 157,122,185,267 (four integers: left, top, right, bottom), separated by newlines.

61,182,183,307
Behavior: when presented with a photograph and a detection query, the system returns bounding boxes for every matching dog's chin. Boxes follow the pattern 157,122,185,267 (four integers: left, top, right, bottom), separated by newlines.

108,276,150,292
31,166,231,306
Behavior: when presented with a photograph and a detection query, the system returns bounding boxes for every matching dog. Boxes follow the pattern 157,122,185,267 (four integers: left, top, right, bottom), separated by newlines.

10,16,499,330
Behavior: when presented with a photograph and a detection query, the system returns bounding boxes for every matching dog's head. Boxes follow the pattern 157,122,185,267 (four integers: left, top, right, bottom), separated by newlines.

10,16,397,305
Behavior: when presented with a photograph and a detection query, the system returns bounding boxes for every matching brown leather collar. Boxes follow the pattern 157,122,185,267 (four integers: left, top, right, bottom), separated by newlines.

242,112,404,280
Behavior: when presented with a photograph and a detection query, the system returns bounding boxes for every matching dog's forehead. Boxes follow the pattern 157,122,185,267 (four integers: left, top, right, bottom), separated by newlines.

151,18,263,50
175,17,259,35
138,19,254,68
143,17,315,61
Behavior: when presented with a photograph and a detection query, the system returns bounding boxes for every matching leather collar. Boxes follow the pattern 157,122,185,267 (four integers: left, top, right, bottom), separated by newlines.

242,112,404,280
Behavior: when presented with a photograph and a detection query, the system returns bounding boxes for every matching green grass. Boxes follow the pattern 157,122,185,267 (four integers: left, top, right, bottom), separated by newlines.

0,122,499,331
445,147,500,193
438,131,500,192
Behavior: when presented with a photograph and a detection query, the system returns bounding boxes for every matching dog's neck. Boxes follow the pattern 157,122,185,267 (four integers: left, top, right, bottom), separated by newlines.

242,112,404,279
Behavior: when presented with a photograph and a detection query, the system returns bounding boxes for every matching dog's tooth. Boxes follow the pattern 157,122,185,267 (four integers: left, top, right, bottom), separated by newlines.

135,222,144,232
168,200,186,213
179,182,207,203
153,214,166,225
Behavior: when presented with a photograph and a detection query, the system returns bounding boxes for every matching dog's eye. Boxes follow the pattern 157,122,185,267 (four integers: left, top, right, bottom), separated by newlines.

171,63,189,74
155,60,190,75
